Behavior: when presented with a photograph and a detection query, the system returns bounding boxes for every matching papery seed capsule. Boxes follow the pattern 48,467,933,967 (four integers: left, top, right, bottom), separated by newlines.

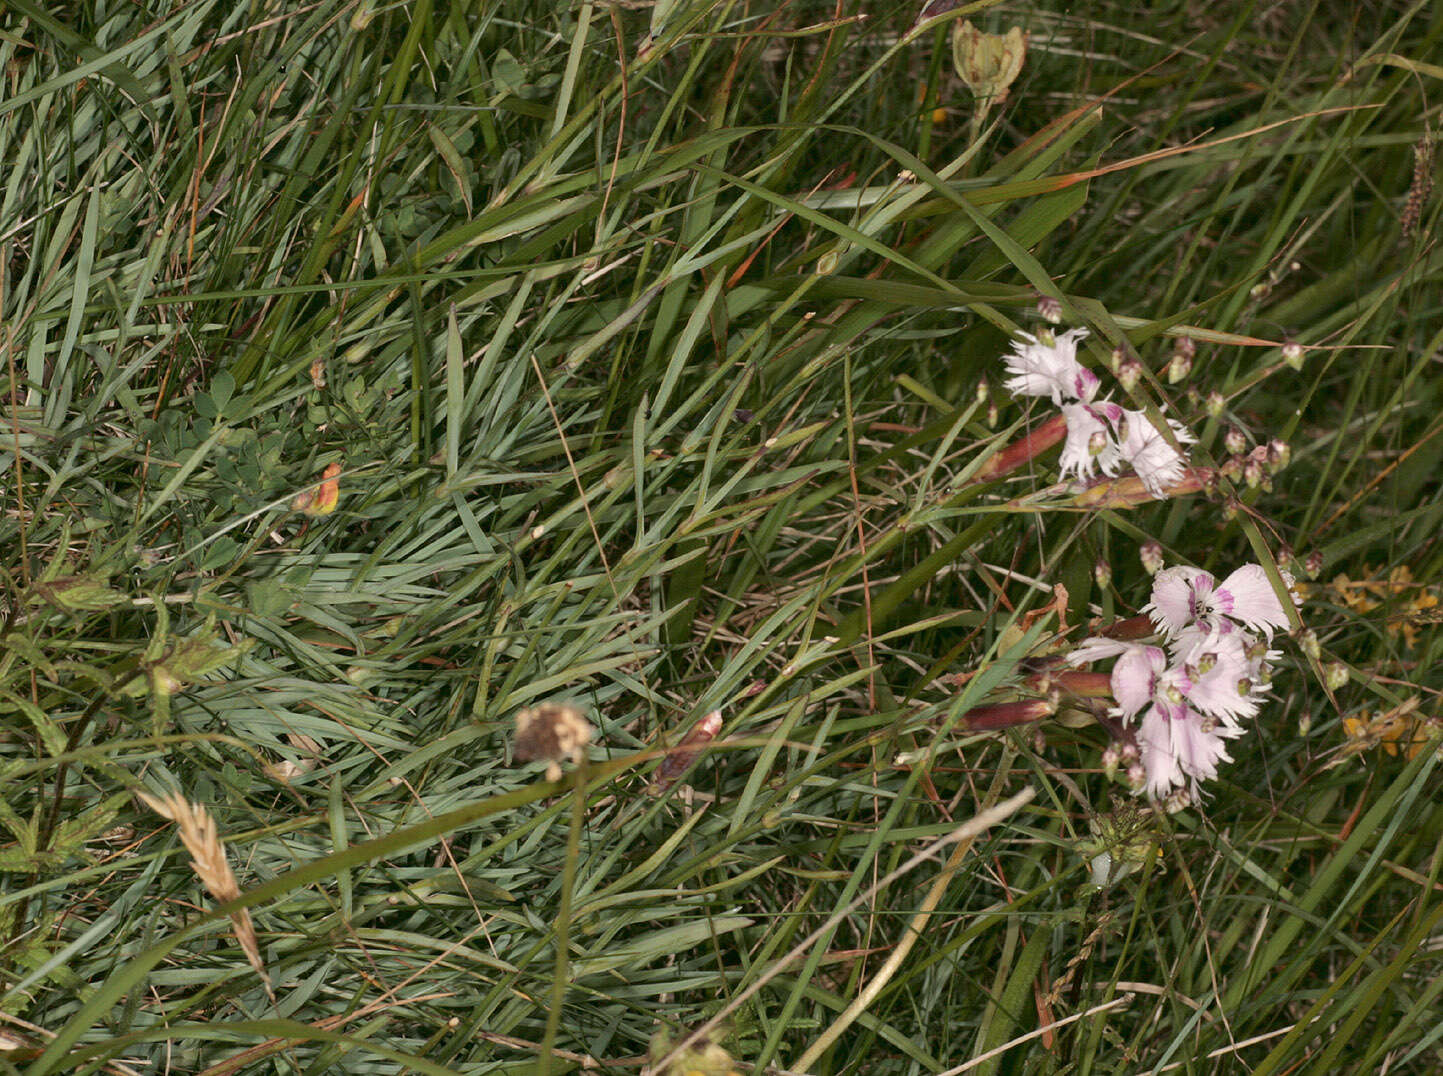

1167,352,1192,384
1282,341,1305,369
1037,296,1062,324
1173,335,1196,361
1305,550,1324,578
1325,662,1349,690
1224,426,1248,455
1205,391,1226,419
1299,628,1321,660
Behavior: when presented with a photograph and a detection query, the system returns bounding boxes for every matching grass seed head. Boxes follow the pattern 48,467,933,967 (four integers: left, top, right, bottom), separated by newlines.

138,791,268,984
513,702,594,782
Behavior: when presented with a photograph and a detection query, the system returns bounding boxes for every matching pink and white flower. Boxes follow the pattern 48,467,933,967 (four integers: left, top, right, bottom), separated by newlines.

1058,402,1124,480
1003,328,1098,405
1145,564,1295,640
1116,409,1195,497
1070,639,1243,798
1136,705,1238,799
1066,556,1296,800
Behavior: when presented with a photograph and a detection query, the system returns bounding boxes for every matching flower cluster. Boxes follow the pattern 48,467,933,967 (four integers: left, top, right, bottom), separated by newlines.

1068,563,1296,803
1003,328,1194,496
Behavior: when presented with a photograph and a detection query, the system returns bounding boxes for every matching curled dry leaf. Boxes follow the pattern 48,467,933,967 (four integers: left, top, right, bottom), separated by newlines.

264,733,325,783
655,711,723,791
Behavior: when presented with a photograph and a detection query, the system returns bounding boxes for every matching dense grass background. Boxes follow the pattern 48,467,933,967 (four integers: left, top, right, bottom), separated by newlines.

2,0,1442,1072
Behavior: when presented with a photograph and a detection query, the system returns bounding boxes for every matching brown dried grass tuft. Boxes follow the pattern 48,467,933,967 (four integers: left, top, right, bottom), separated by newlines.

137,791,269,986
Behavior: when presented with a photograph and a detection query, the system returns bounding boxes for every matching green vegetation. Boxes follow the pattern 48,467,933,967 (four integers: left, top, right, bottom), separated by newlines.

2,0,1441,1072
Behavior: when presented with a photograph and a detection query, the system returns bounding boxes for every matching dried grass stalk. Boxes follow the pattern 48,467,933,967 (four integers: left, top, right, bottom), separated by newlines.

138,791,269,985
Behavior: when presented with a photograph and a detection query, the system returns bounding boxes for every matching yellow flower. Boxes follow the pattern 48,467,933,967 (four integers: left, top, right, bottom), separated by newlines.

293,462,342,516
1339,698,1433,761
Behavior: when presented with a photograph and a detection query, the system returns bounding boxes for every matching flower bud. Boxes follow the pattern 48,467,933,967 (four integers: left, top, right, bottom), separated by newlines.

1126,762,1147,792
1173,335,1196,361
1279,546,1300,576
1164,787,1191,814
1220,456,1243,481
1117,358,1142,392
976,379,990,405
1305,549,1324,578
1140,540,1164,575
1324,662,1349,690
1108,346,1125,373
1094,558,1112,589
1205,391,1226,419
1282,341,1305,370
1250,281,1272,301
1224,426,1248,456
1243,456,1264,489
1102,744,1121,780
1267,439,1291,472
986,400,999,428
31,574,128,613
1088,428,1110,459
1119,741,1141,765
1167,351,1192,384
1037,295,1062,324
1298,627,1321,660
